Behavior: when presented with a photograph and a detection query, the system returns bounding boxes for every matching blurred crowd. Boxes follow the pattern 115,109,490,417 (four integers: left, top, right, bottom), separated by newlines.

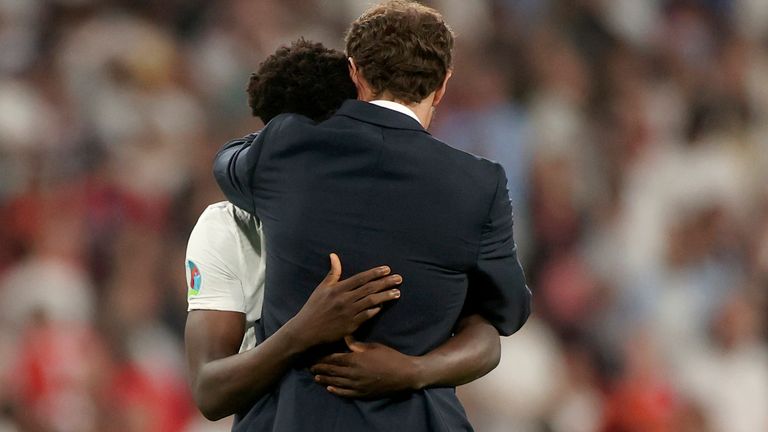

0,0,766,431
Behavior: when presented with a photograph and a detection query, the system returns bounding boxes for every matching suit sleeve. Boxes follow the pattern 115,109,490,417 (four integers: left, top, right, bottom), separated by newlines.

212,132,264,215
466,163,532,336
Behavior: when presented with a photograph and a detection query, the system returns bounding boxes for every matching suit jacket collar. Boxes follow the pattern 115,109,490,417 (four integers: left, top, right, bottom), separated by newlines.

334,100,428,133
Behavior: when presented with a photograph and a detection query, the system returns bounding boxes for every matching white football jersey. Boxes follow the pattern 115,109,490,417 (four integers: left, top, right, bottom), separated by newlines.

185,202,265,352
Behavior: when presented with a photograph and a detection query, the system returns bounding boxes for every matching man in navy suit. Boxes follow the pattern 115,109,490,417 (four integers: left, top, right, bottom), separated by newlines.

214,1,531,430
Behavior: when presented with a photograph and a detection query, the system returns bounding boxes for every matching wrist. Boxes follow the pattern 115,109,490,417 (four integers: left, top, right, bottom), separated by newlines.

407,355,429,391
278,318,314,355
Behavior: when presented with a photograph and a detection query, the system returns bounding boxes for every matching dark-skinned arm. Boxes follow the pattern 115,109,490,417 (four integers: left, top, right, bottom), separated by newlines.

185,254,402,420
185,310,307,420
411,313,501,388
310,313,500,398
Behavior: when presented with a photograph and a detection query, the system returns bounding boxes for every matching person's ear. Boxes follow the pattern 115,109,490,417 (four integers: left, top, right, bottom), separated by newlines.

349,58,374,100
348,58,362,89
432,69,453,107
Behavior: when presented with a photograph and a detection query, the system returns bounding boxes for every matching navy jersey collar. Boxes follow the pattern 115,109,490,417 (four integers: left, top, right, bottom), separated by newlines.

334,100,428,133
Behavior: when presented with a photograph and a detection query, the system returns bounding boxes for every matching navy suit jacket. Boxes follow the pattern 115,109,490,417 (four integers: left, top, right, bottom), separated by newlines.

214,100,531,431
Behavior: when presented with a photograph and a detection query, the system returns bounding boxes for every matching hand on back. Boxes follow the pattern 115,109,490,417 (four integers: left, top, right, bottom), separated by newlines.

310,336,420,399
288,253,402,348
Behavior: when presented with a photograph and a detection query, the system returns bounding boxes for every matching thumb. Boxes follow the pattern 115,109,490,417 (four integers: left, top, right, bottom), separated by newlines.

322,253,342,284
345,335,369,353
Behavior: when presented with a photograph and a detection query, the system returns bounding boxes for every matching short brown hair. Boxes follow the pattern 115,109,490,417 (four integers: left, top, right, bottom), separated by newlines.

345,0,454,104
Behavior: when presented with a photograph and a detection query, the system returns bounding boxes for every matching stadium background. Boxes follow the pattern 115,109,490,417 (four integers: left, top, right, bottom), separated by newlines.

1,0,767,431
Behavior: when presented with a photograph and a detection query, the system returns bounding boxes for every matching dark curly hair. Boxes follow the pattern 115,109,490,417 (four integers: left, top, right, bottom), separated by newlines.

345,0,454,104
247,39,357,123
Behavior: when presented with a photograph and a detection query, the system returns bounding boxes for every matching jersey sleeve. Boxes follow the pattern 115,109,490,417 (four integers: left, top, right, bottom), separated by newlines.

185,204,248,313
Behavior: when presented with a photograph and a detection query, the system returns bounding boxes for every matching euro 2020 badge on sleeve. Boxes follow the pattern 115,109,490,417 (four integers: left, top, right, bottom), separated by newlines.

187,260,202,297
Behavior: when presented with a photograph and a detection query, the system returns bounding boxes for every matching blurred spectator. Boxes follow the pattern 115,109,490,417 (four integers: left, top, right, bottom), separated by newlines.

547,340,604,432
675,293,768,432
598,330,678,432
458,318,565,432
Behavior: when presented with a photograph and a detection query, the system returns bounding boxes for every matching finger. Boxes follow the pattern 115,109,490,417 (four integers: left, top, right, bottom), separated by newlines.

355,274,403,300
310,363,350,377
315,353,352,367
345,335,375,353
339,265,391,291
314,375,358,389
326,386,363,398
344,335,363,353
353,306,382,326
355,288,400,311
321,253,342,285
352,274,403,302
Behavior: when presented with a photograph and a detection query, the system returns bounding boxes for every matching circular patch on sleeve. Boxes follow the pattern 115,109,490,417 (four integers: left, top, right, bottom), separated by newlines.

187,260,202,296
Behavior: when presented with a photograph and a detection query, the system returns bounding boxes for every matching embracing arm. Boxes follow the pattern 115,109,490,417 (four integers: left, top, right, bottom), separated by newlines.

185,255,402,420
394,163,533,387
213,116,310,215
212,133,260,214
310,165,531,398
185,310,309,420
467,163,531,335
410,314,500,388
310,313,500,398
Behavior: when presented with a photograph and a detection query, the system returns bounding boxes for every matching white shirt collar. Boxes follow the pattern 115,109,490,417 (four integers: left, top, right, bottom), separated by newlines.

369,100,422,125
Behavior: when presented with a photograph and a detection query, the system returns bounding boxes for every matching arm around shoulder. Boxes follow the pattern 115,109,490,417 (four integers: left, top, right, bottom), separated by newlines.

212,132,264,215
212,115,302,215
